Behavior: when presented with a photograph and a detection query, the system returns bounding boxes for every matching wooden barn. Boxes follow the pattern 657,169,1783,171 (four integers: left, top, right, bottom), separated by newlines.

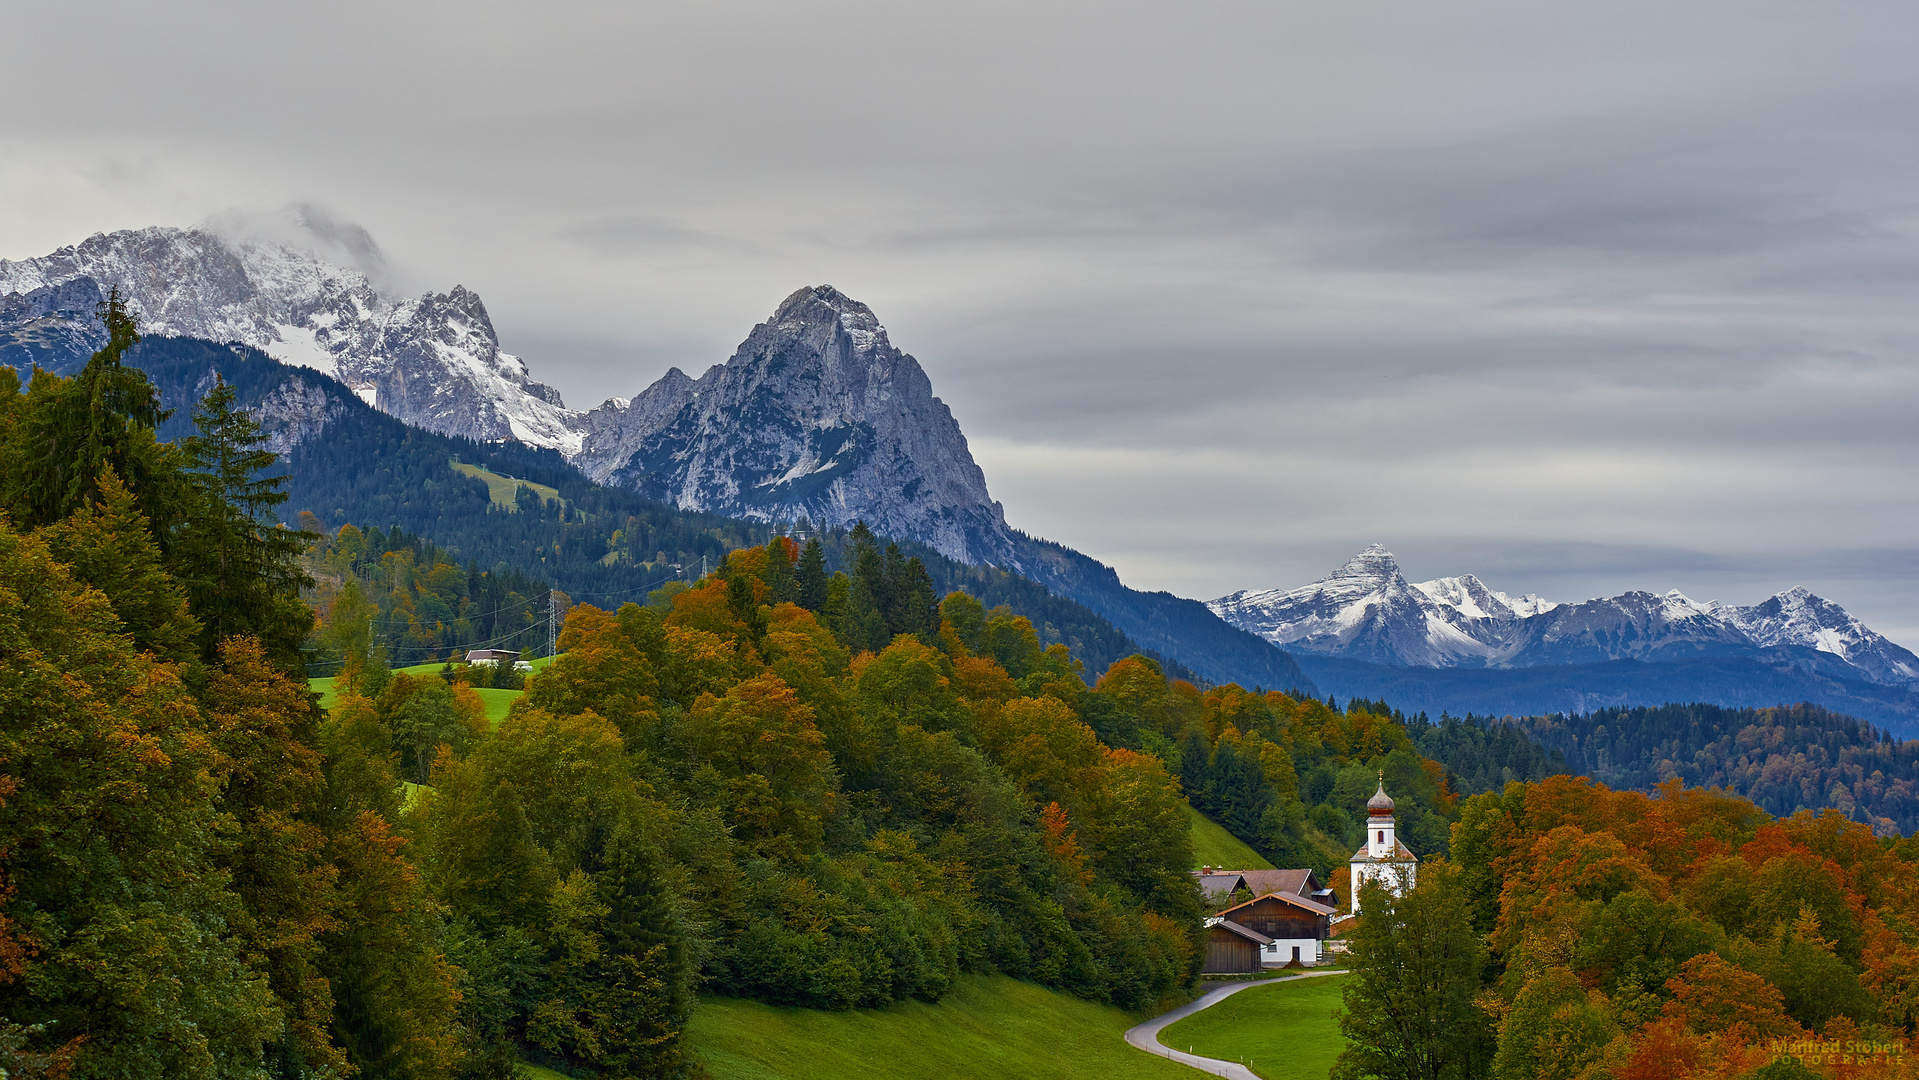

1213,890,1337,967
1203,919,1274,974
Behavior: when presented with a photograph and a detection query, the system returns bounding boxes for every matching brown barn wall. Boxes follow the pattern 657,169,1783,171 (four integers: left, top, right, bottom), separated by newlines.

1204,929,1260,974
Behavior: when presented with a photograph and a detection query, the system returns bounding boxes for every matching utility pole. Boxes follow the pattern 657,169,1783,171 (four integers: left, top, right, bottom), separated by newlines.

547,589,559,659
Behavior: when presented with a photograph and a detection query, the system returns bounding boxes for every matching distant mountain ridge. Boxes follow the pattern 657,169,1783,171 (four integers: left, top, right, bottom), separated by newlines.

0,209,581,450
1,218,1314,693
1211,544,1917,686
1209,546,1919,732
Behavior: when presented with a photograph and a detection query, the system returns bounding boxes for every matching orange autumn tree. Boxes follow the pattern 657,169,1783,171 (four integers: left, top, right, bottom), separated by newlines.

1451,773,1919,1079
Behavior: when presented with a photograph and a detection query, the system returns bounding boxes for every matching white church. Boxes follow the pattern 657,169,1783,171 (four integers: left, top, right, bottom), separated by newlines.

1348,777,1418,914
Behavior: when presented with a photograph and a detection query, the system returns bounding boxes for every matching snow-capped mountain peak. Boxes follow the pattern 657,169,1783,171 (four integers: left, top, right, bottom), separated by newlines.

1713,586,1919,685
1209,550,1918,688
1208,546,1511,667
1331,543,1401,581
0,211,582,452
1412,574,1559,621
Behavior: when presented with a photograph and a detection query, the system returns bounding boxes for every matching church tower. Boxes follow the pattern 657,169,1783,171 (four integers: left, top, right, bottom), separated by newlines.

1349,776,1418,915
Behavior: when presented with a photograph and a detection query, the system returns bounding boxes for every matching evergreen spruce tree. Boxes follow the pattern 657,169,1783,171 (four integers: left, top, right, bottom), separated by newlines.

838,522,890,652
590,818,693,1078
1178,727,1212,812
880,542,908,632
796,536,829,611
5,289,173,530
761,536,797,605
177,375,315,667
896,555,940,641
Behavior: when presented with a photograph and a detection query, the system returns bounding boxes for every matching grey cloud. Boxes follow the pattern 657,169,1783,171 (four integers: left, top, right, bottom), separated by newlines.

4,0,1918,648
562,215,774,259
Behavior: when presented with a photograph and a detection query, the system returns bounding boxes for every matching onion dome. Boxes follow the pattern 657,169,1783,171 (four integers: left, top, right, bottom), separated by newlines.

1367,778,1395,819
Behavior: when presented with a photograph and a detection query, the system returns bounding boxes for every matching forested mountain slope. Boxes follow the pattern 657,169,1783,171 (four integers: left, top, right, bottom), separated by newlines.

99,335,1164,680
1502,701,1919,834
1291,649,1919,736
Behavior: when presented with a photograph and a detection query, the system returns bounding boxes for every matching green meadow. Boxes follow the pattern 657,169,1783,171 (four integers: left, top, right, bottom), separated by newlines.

1186,804,1273,870
686,975,1192,1080
450,458,565,510
310,655,553,721
1159,975,1349,1080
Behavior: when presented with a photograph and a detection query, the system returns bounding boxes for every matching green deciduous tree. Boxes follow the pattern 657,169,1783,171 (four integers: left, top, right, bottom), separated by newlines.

0,521,282,1079
1335,860,1496,1080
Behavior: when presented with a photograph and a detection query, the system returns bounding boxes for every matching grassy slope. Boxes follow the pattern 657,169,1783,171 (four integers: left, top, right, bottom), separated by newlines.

450,459,563,509
1186,804,1273,871
310,656,553,719
688,975,1193,1080
1159,975,1348,1080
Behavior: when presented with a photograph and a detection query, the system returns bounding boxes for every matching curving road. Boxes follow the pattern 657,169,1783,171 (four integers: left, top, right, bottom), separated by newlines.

1124,970,1350,1080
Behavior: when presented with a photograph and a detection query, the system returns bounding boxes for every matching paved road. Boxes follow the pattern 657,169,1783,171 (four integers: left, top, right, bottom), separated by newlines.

1123,970,1350,1080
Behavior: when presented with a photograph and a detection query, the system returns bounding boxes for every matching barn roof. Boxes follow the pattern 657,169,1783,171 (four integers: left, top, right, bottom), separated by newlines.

1216,890,1338,919
1192,872,1248,900
1207,919,1275,946
1236,869,1314,898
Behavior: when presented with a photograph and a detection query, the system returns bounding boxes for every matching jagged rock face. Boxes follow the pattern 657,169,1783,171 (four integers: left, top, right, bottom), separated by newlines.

1515,590,1752,666
0,277,107,370
1212,547,1918,687
577,286,1013,565
0,212,580,451
249,374,348,457
1208,545,1541,666
1712,587,1919,686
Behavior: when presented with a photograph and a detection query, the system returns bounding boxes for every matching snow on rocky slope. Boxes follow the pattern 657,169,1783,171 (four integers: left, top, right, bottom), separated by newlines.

573,285,1014,565
1210,546,1919,687
1709,587,1919,687
0,207,581,451
1207,545,1553,667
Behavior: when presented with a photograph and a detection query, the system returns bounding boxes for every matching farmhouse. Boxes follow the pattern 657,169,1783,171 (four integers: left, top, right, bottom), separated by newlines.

1194,868,1249,906
465,649,521,665
1194,866,1339,972
1210,890,1337,968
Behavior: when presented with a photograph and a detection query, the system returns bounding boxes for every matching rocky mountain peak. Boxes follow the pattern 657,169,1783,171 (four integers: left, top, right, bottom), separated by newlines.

0,218,581,449
1212,554,1917,688
1332,544,1402,582
573,286,1012,565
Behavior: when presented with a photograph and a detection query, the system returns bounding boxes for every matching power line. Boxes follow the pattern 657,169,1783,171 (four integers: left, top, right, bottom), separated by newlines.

304,569,690,674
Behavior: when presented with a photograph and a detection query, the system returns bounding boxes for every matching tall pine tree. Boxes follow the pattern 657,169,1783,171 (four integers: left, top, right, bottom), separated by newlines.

795,535,828,611
4,289,174,531
177,375,315,668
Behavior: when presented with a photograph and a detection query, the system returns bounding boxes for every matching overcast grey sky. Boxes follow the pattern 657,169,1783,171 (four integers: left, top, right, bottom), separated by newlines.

5,1,1917,641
